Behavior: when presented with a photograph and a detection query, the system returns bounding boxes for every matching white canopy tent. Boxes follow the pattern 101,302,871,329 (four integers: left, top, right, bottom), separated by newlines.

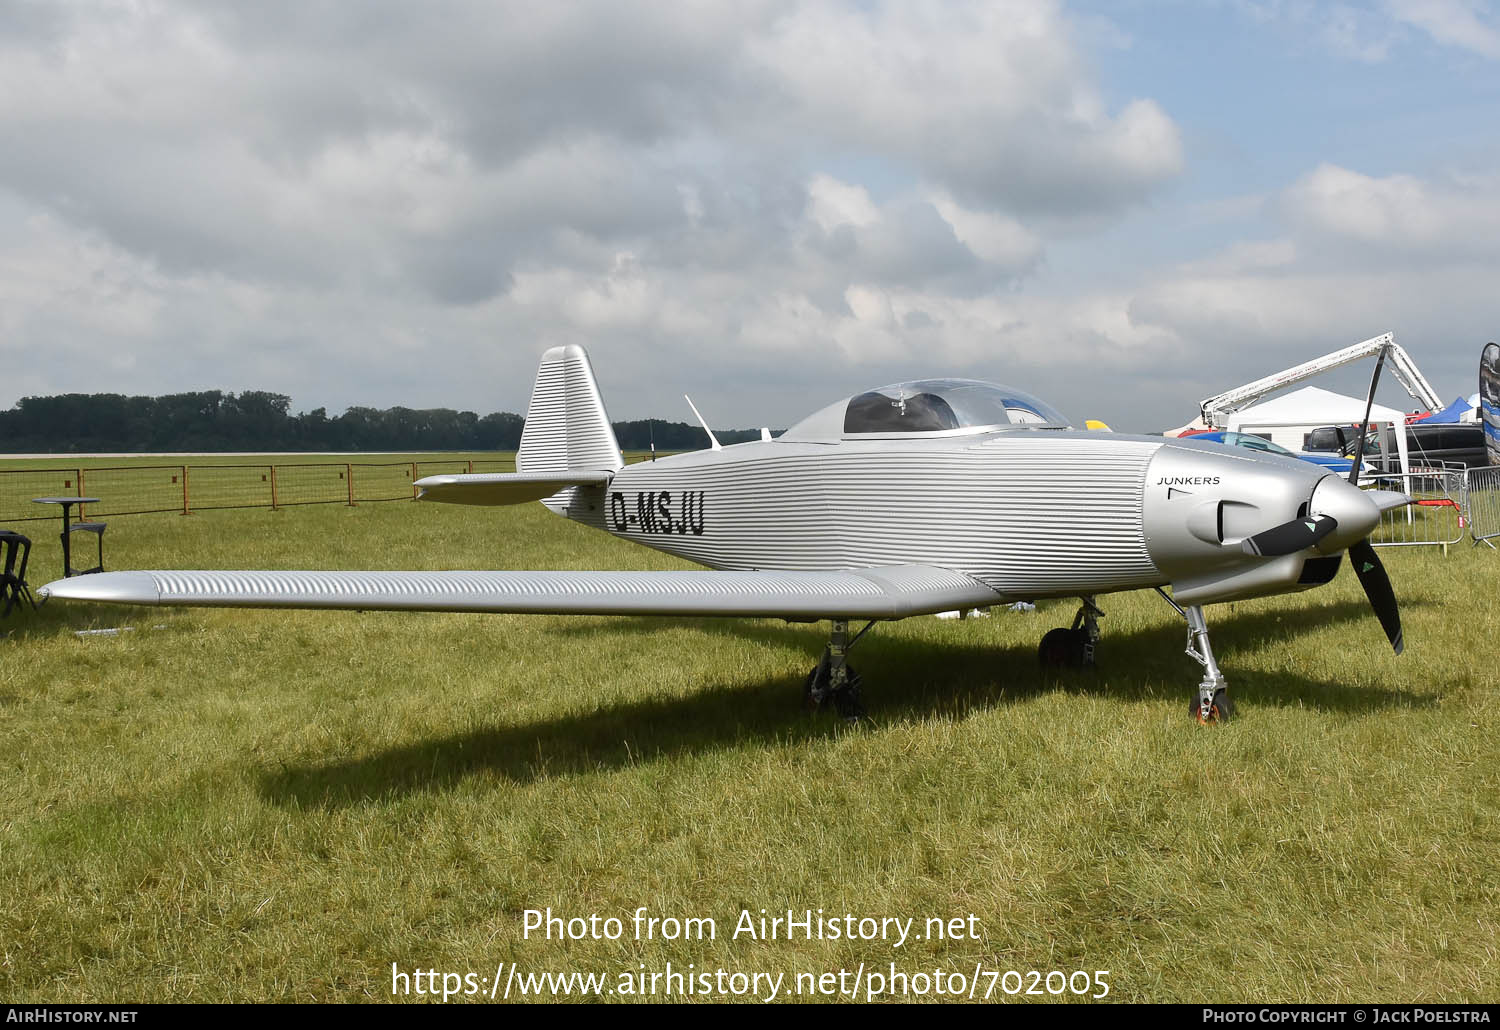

1227,386,1410,475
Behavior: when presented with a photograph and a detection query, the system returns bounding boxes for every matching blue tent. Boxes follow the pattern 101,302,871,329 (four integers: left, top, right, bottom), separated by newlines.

1420,396,1473,423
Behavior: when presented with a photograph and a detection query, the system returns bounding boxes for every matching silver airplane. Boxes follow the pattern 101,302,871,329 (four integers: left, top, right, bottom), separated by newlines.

41,345,1409,723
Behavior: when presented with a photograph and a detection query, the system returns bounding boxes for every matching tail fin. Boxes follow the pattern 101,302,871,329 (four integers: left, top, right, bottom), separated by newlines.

517,345,624,475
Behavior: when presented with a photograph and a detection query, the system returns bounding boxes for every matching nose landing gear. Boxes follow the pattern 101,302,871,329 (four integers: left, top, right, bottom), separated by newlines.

1155,588,1233,723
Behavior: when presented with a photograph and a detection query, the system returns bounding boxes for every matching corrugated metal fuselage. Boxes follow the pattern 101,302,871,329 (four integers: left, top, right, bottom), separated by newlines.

551,431,1168,601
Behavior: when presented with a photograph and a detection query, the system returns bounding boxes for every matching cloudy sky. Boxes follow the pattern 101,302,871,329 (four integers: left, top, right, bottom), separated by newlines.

3,0,1499,433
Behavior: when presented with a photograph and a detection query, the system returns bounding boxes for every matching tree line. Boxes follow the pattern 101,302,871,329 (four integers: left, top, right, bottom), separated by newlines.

0,390,769,453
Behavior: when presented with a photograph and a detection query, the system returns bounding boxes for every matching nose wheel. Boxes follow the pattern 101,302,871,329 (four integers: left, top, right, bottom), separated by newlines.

1192,690,1234,724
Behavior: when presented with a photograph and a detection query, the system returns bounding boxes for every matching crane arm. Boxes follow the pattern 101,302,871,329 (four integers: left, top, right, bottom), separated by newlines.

1199,333,1442,428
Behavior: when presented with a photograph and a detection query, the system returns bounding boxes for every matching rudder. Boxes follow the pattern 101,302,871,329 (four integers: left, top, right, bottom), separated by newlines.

517,345,624,475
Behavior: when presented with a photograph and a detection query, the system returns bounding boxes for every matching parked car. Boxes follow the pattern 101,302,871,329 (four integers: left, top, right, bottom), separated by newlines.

1302,425,1359,453
1190,431,1359,474
1341,422,1488,471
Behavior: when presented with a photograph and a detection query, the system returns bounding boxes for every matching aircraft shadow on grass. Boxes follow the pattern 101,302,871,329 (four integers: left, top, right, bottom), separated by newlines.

2,603,190,642
258,598,1437,809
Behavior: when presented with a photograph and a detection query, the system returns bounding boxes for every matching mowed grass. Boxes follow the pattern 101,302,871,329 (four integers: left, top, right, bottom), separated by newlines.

1,484,1497,1003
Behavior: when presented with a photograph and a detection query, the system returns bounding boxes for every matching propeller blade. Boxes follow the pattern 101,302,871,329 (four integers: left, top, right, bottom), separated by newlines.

1241,514,1339,557
1349,345,1390,485
1350,538,1403,654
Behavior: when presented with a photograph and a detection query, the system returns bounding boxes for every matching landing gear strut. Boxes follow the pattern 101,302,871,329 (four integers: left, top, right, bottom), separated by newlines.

1155,589,1233,723
1038,596,1103,668
805,619,872,721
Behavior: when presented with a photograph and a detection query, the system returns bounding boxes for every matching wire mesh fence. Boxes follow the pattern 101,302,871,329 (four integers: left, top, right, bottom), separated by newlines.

0,469,92,522
0,458,530,522
0,453,622,523
186,465,277,511
76,465,192,517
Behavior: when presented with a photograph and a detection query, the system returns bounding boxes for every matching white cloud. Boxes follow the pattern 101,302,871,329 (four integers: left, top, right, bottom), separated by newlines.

929,192,1045,270
1114,162,1500,414
746,1,1182,212
1177,238,1299,277
1281,163,1500,259
805,175,879,232
1385,0,1500,58
1234,1,1399,61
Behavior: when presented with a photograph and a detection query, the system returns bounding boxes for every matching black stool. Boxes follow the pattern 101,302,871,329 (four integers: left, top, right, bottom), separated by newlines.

1,530,36,616
66,521,107,577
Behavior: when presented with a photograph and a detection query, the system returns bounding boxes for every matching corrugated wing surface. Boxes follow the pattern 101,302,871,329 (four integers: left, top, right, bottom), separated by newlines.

41,566,1003,619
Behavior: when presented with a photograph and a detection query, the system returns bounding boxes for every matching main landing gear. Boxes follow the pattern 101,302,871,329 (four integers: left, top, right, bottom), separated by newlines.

1154,588,1233,724
805,619,874,721
1037,596,1103,668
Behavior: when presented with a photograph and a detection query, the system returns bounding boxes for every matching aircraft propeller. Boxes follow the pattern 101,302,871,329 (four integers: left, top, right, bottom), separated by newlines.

1350,538,1403,654
1240,513,1338,557
1345,345,1404,654
1233,347,1404,653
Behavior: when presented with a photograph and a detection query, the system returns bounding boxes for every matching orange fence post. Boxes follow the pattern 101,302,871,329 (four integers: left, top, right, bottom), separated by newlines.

77,469,86,519
347,463,355,506
270,464,279,510
411,462,419,500
183,465,191,515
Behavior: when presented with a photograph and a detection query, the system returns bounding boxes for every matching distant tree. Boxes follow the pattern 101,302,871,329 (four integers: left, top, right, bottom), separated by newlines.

0,391,779,453
476,412,524,450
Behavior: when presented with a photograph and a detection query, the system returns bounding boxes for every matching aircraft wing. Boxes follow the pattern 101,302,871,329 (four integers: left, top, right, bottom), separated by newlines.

38,565,1004,620
414,471,613,505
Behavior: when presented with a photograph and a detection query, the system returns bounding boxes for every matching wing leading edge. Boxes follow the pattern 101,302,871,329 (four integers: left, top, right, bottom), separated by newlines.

38,565,1004,620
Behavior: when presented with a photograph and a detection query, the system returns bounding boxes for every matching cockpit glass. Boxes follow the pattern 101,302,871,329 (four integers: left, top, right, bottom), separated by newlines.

842,379,1070,434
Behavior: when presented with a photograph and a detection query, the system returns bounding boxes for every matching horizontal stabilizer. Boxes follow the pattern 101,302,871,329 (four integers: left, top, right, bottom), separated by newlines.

39,565,1004,621
1363,489,1413,513
414,471,613,506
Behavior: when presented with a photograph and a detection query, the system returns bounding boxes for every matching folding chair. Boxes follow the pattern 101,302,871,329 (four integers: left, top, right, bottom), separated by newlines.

1,530,37,616
66,521,107,577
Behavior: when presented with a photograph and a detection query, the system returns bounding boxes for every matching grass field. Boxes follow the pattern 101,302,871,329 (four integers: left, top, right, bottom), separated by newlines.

2,461,1497,1003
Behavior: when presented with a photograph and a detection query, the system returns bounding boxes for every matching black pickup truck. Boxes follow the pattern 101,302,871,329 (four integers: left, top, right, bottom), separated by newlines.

1334,422,1488,471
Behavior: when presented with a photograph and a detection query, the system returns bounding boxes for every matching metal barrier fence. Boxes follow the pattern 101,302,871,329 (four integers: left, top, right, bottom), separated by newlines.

1362,462,1467,551
1464,465,1500,547
0,458,518,523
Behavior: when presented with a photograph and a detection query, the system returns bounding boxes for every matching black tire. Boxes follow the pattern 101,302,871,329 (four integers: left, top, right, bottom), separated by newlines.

1192,690,1234,724
1038,627,1073,666
803,661,828,709
1039,627,1091,667
832,667,864,721
804,660,862,719
1066,627,1092,667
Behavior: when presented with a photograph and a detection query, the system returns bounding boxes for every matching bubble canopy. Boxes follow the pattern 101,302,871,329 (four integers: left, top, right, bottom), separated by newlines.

824,379,1071,436
779,378,1072,440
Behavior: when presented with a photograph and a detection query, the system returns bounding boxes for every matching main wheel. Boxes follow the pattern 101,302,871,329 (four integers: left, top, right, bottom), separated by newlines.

803,663,826,709
804,659,863,719
832,667,864,721
1039,627,1090,667
1038,628,1073,666
1192,690,1234,724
